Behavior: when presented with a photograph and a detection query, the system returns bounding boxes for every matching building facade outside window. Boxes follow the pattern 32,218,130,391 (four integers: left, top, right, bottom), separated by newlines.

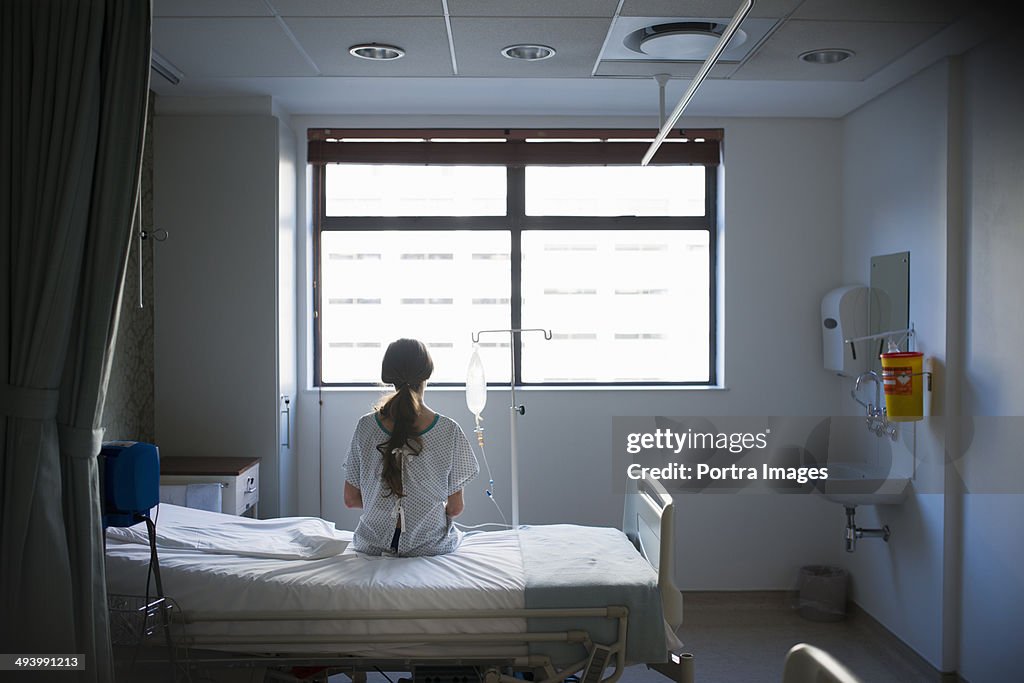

310,129,720,387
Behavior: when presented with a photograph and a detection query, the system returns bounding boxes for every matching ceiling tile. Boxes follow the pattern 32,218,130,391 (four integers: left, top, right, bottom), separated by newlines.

792,0,969,23
450,17,611,77
269,0,442,17
733,19,948,81
621,0,803,20
285,17,454,76
148,0,981,118
448,0,620,18
154,0,272,17
152,18,317,77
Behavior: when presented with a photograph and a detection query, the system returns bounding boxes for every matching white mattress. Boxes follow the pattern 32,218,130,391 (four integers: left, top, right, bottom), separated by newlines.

105,504,670,663
105,504,526,656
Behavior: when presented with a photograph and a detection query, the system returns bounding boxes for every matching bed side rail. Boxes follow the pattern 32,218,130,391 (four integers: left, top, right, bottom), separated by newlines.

622,476,681,630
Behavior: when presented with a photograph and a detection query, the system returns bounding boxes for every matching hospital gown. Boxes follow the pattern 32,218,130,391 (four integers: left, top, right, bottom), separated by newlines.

344,412,479,557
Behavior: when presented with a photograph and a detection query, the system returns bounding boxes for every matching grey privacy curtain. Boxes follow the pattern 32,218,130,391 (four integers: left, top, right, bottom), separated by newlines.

1,1,151,680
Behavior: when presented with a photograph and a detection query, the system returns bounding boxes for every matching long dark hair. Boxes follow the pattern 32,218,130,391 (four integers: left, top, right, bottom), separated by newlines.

375,338,434,497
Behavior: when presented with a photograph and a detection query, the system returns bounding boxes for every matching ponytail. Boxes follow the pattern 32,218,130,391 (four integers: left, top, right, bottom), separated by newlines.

376,385,423,497
375,338,434,497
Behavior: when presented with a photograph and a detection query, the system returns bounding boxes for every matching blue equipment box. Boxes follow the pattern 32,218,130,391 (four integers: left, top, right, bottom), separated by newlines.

100,441,160,528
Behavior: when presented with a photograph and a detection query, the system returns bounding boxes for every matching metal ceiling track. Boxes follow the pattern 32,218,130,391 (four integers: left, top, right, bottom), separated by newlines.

641,0,755,166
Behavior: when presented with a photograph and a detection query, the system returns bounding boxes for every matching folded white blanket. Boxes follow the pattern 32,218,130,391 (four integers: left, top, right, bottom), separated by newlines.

105,504,352,560
159,483,222,512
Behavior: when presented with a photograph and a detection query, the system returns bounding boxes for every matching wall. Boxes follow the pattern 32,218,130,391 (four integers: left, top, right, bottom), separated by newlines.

957,31,1024,682
838,32,1024,680
838,60,952,669
277,110,298,517
292,115,847,591
103,91,156,442
152,109,283,516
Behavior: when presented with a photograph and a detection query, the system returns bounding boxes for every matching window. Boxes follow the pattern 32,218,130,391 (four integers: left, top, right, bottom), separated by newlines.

311,130,719,386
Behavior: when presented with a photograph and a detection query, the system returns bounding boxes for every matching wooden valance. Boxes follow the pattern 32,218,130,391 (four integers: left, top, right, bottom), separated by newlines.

307,128,722,166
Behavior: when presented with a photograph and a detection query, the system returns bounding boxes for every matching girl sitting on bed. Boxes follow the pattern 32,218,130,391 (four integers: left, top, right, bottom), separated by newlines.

343,338,480,557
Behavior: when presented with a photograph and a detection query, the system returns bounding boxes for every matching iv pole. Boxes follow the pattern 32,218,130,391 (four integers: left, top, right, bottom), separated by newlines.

471,328,552,528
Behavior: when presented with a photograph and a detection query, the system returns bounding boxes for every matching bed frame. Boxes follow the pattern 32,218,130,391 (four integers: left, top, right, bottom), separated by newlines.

118,477,691,683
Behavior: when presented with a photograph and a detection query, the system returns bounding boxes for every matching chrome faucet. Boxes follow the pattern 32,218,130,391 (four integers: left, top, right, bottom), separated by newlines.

852,371,897,440
853,371,881,413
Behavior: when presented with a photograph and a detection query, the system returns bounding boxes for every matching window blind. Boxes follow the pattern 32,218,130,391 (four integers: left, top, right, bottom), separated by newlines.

308,128,722,166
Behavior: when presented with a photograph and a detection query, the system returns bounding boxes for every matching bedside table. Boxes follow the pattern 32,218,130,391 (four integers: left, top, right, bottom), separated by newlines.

160,456,260,517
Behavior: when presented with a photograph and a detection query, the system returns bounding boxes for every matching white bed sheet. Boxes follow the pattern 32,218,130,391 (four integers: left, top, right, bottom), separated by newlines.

105,504,671,664
105,504,526,656
106,504,350,559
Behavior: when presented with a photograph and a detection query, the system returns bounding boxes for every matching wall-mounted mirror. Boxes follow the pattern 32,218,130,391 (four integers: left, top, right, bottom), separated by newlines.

869,251,910,372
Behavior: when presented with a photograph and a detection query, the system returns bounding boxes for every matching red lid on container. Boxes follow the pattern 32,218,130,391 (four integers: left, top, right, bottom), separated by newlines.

880,351,923,358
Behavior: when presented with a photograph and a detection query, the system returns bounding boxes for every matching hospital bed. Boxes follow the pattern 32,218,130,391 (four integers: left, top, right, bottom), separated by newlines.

104,476,687,683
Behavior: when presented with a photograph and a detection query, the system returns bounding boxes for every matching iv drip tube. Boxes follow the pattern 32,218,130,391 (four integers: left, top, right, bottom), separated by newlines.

466,345,508,527
471,328,552,528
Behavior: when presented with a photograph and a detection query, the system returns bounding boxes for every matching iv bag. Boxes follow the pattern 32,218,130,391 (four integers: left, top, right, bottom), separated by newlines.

466,345,487,418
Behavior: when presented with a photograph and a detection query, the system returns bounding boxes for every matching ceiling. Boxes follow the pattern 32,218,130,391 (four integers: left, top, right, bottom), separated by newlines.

150,0,995,119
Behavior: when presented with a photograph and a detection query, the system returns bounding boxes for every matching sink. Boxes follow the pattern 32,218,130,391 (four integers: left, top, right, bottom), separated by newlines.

819,463,910,506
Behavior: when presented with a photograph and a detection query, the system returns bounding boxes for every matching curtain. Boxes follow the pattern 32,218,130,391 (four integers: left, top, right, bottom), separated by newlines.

1,1,151,680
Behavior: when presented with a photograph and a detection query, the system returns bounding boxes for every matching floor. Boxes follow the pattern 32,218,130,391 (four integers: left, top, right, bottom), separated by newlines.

329,592,939,683
117,592,940,682
661,591,939,682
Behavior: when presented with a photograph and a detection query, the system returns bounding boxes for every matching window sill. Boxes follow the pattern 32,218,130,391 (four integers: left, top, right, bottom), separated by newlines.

307,384,729,393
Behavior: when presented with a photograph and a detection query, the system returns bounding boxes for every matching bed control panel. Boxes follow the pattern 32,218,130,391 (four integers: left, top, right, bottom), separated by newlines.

412,666,482,683
581,644,613,683
159,456,260,517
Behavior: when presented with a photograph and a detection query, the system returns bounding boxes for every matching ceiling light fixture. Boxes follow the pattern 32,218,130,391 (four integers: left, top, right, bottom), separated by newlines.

638,22,748,60
501,44,556,61
799,48,855,65
349,43,405,61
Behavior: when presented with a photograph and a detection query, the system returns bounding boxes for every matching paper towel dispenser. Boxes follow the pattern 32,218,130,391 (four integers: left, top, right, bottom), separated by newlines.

822,286,869,376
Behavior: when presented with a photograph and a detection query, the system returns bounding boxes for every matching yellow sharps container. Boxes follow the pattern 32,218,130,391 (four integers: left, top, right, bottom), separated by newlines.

880,351,924,421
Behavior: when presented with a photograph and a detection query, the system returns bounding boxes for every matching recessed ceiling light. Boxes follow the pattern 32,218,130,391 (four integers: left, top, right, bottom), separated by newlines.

349,43,405,61
799,48,855,65
501,44,556,61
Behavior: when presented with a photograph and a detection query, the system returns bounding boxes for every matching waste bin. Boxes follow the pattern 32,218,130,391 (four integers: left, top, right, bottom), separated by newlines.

797,565,848,621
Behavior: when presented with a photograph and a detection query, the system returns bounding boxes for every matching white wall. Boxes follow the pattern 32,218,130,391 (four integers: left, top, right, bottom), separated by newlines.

277,113,298,516
957,32,1024,683
838,60,952,669
292,116,847,591
837,32,1024,680
153,109,285,517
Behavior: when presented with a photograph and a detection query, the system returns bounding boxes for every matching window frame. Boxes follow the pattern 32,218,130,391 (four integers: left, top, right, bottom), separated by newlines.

312,131,719,388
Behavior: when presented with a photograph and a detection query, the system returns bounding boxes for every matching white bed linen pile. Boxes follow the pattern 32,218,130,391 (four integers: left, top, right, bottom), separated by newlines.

104,504,526,656
106,505,350,559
